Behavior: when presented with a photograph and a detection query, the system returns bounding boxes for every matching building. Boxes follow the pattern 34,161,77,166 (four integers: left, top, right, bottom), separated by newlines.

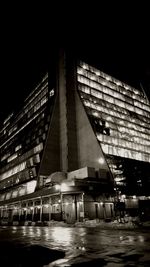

0,50,150,225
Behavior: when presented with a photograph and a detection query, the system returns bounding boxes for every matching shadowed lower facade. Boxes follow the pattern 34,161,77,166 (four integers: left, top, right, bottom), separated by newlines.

0,50,150,225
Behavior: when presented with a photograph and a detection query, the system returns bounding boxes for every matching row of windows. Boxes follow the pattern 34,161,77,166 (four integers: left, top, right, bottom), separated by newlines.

25,88,48,117
1,134,43,165
78,78,150,118
97,134,150,155
24,73,48,104
78,63,147,103
0,109,48,170
0,180,37,201
0,78,49,140
0,108,45,150
24,81,48,110
104,127,150,146
101,143,150,163
81,90,150,130
84,99,150,137
0,95,52,166
89,110,150,144
78,74,136,106
2,93,48,139
0,111,46,164
87,89,150,125
0,143,43,176
0,162,26,181
3,113,14,126
0,143,43,181
87,96,150,129
0,167,37,191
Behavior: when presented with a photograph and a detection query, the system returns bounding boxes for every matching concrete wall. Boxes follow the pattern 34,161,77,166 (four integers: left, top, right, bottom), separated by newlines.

39,50,111,181
75,90,110,174
38,96,60,178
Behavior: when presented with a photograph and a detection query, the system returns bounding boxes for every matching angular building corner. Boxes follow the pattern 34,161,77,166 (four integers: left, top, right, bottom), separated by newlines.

0,49,150,225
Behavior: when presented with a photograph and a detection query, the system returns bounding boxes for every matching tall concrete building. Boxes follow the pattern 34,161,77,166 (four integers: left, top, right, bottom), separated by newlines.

0,50,150,224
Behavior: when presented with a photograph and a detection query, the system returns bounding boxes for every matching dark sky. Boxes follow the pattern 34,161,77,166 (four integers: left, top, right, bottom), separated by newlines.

0,4,150,122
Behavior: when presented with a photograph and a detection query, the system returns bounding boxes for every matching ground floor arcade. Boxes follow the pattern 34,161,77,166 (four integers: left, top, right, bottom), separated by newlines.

0,191,114,225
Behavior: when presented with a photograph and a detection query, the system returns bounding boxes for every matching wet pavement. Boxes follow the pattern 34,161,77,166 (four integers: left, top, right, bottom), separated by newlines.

0,226,150,266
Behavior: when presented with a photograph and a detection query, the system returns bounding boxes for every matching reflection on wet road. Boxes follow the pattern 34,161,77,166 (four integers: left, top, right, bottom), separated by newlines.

0,226,150,266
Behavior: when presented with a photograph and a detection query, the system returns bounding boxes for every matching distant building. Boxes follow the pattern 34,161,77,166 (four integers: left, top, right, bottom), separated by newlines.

0,50,150,225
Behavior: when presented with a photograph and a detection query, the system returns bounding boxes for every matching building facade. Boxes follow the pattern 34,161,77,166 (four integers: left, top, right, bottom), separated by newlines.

0,50,150,225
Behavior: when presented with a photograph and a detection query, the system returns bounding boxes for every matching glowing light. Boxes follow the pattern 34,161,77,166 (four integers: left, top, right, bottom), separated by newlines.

95,71,100,76
93,111,98,117
53,259,69,265
100,202,103,205
61,183,69,191
77,69,83,75
102,81,106,86
98,157,105,164
55,184,61,190
133,195,136,199
90,75,95,80
82,64,87,69
106,116,112,121
116,81,121,86
26,180,36,193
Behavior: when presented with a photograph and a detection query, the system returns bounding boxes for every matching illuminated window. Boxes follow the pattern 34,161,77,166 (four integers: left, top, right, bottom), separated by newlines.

0,162,26,181
26,180,36,194
12,190,18,198
49,89,54,96
15,144,22,152
7,153,18,163
5,192,12,200
18,186,26,196
1,153,10,162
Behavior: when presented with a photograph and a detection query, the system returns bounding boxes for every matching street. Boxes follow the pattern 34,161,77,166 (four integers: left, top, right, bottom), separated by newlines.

0,226,150,266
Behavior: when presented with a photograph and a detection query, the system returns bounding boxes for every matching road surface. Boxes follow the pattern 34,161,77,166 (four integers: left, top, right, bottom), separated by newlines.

0,226,150,266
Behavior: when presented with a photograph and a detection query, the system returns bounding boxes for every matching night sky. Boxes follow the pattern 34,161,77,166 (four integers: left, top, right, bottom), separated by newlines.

0,4,150,122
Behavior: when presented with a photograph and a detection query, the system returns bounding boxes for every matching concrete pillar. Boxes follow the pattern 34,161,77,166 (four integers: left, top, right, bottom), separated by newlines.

40,197,42,221
58,49,78,172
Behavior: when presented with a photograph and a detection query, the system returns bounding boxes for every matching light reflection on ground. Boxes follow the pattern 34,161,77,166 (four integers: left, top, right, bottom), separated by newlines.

0,226,150,266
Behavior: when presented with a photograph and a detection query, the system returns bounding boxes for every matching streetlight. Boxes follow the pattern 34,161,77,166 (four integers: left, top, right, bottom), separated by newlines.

98,157,105,164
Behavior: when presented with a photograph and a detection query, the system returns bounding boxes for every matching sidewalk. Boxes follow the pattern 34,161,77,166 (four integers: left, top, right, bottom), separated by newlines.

1,219,150,230
46,219,150,230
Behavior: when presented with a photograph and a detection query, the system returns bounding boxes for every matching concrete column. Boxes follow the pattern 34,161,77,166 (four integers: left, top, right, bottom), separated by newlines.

40,197,42,221
31,207,34,221
58,49,78,172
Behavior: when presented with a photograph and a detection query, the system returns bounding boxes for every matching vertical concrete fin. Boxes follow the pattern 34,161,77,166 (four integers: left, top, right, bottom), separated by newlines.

58,49,68,172
58,49,79,172
38,96,60,180
75,90,111,178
